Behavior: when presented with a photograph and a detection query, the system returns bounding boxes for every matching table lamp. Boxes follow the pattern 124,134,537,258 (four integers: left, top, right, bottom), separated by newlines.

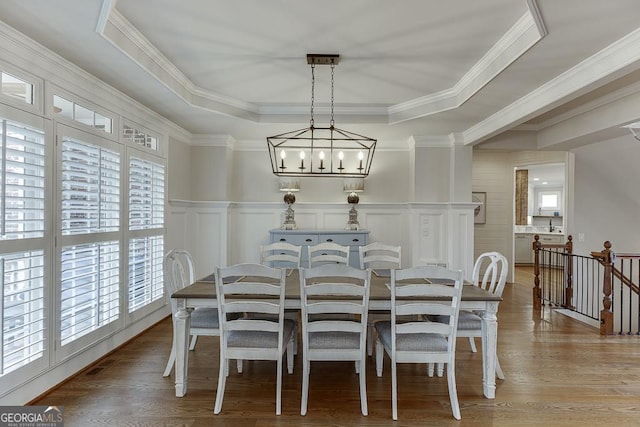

343,178,364,230
279,178,300,229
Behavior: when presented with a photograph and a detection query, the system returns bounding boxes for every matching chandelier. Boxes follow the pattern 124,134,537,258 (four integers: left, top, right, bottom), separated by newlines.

267,54,376,178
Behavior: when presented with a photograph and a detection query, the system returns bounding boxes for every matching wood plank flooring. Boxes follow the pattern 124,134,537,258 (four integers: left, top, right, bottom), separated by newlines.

32,267,640,426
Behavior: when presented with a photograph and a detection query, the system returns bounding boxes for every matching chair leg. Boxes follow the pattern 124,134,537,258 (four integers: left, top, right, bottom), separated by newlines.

163,337,176,377
468,336,477,353
236,359,243,374
496,356,505,380
287,340,294,374
275,356,283,415
427,362,434,377
359,353,368,416
189,334,198,350
375,339,384,377
437,362,444,377
301,359,310,415
367,323,374,356
446,362,461,420
213,355,227,414
391,358,398,421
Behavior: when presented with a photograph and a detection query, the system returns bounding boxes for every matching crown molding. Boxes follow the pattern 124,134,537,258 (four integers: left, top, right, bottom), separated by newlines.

97,3,258,121
388,4,546,124
463,25,640,145
96,0,545,126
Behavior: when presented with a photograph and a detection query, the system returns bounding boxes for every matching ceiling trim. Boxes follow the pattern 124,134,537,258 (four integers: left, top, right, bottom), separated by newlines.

463,25,640,146
389,7,546,124
96,0,546,125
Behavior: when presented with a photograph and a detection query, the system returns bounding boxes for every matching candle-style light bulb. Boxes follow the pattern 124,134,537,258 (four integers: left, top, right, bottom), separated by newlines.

338,151,344,171
319,150,325,170
358,151,364,171
280,150,286,170
299,151,305,170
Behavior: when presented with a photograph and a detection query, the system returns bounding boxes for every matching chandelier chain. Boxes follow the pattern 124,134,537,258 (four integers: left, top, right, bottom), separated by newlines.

330,63,335,127
310,63,315,128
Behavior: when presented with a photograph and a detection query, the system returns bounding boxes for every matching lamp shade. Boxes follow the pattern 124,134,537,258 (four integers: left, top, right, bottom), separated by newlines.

343,178,364,193
279,177,301,192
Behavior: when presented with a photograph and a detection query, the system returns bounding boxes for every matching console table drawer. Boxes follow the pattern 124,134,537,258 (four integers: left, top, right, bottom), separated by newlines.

318,233,367,246
271,233,318,246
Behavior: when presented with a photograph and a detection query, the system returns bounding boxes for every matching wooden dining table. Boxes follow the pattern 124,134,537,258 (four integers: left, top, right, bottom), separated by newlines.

171,269,502,399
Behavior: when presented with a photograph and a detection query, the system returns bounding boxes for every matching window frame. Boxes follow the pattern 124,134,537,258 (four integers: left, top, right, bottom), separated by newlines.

0,61,43,116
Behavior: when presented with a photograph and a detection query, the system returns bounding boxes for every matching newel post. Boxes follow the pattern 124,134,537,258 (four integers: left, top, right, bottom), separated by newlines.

564,235,574,308
600,241,614,335
533,234,542,310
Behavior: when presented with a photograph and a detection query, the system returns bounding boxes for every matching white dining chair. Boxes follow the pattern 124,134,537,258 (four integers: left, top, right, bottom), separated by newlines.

375,265,464,420
308,241,350,267
358,242,401,356
213,263,296,415
259,241,302,355
260,241,302,269
456,251,508,379
162,249,220,377
299,264,371,416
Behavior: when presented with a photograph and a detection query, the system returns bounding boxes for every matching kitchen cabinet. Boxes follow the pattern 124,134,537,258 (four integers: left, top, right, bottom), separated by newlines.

515,233,565,265
515,234,533,264
536,235,563,245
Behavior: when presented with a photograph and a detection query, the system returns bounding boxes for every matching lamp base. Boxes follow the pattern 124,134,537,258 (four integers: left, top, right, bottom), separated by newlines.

345,205,359,230
282,204,297,230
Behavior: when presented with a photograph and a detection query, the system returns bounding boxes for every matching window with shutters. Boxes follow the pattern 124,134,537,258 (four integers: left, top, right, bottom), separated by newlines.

60,242,119,346
60,137,119,235
57,126,121,348
128,153,165,313
0,115,46,376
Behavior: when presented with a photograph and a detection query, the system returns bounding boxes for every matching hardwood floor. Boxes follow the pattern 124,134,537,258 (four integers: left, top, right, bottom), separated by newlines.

32,267,640,426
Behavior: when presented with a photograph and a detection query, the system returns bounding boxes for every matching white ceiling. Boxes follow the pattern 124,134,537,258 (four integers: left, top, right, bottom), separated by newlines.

1,0,640,147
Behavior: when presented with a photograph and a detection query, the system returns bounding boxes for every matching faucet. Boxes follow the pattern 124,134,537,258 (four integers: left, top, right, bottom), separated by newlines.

549,219,554,232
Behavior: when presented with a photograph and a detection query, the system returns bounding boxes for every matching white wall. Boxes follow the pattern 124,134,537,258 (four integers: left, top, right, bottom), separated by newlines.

571,134,640,255
168,136,191,200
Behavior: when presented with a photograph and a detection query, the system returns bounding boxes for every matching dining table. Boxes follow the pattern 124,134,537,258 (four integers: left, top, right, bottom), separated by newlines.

170,268,502,399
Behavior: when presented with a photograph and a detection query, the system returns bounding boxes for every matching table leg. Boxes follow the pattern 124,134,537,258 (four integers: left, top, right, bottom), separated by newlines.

174,303,191,397
481,302,499,399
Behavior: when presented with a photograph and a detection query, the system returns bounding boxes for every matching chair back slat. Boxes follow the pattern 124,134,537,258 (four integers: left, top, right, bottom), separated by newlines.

359,242,401,269
260,242,302,268
308,242,350,267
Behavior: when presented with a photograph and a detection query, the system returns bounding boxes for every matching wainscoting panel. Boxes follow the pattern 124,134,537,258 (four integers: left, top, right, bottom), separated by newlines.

412,208,447,267
169,201,475,274
360,209,407,265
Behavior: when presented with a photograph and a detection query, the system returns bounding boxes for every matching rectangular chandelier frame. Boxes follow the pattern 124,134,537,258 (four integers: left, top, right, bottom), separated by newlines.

267,125,376,178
